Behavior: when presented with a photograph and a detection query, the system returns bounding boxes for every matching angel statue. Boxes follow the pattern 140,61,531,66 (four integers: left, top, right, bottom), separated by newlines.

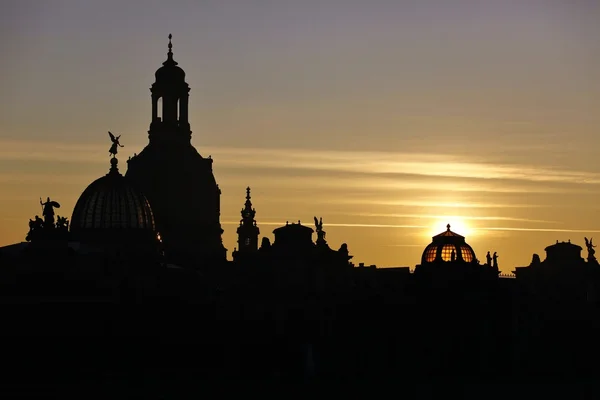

108,131,124,157
40,197,60,227
585,237,597,262
314,216,326,243
313,216,323,232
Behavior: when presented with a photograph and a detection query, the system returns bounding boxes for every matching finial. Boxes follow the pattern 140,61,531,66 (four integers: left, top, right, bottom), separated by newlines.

447,223,451,231
109,157,119,174
246,186,251,200
162,33,178,66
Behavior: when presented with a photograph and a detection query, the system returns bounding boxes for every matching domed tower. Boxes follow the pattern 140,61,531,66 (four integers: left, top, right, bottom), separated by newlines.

126,35,226,265
414,223,495,279
420,224,477,265
71,157,159,254
236,187,260,254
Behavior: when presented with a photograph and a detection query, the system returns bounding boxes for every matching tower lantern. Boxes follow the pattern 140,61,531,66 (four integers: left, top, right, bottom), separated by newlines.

149,34,191,143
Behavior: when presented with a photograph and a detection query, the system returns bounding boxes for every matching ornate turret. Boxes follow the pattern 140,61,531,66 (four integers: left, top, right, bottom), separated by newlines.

149,34,191,144
126,36,226,265
236,187,260,255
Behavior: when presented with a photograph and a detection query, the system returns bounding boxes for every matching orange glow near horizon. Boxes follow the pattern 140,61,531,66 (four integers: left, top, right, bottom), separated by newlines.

427,217,473,240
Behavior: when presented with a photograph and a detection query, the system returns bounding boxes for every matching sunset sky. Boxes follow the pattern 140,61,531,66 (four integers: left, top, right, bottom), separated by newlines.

1,0,599,272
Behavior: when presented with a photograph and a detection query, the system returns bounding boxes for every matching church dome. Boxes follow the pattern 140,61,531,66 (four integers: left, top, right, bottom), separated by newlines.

421,224,477,264
71,158,155,239
155,62,185,82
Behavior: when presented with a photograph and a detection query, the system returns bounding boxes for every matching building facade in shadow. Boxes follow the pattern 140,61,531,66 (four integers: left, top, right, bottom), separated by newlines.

2,36,600,386
125,35,226,266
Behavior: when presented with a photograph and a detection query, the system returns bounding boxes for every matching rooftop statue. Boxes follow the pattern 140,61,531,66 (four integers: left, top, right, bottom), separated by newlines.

40,197,60,227
26,200,69,242
56,216,69,231
338,243,349,257
585,237,597,262
314,216,327,243
25,215,44,241
314,216,323,232
108,131,124,157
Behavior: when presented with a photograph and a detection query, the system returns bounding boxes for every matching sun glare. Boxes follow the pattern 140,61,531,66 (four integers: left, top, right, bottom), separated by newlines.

428,217,473,239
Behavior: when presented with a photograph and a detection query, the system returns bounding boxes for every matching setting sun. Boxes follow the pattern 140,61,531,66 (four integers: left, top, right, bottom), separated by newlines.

428,217,473,239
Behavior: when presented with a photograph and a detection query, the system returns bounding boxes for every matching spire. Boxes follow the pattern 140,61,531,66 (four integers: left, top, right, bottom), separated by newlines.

241,187,256,222
447,223,451,231
236,186,260,255
245,186,252,206
163,33,178,66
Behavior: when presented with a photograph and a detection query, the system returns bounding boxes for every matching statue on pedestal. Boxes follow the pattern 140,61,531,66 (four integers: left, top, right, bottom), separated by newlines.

585,237,597,263
314,216,326,244
108,131,124,157
40,197,60,228
26,199,69,242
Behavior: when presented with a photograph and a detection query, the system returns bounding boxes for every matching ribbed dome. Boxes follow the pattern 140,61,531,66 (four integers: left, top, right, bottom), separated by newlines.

421,224,477,264
71,158,155,234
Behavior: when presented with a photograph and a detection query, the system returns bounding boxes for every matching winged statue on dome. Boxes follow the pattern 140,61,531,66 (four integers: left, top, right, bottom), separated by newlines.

108,131,124,157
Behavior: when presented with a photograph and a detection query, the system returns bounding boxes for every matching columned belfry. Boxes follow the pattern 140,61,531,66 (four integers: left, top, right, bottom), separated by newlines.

149,34,191,144
236,187,260,254
126,35,226,265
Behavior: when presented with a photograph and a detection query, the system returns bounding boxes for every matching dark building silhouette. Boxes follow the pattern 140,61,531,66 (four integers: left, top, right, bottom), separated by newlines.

125,35,226,265
2,36,600,391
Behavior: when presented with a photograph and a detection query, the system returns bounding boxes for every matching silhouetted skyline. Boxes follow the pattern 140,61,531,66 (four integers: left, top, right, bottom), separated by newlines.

1,1,600,272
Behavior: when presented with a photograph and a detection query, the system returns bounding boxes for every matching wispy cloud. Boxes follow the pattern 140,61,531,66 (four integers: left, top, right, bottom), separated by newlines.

222,220,600,235
1,139,599,187
221,219,600,236
361,199,544,209
221,220,427,229
351,213,557,224
384,244,424,247
221,172,579,195
0,172,92,185
474,227,600,234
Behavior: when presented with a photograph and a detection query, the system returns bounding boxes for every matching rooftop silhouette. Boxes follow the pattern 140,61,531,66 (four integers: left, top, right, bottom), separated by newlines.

0,34,599,391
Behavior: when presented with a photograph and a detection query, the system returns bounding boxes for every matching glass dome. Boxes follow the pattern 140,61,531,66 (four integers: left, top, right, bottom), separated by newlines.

421,224,477,264
71,158,155,234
